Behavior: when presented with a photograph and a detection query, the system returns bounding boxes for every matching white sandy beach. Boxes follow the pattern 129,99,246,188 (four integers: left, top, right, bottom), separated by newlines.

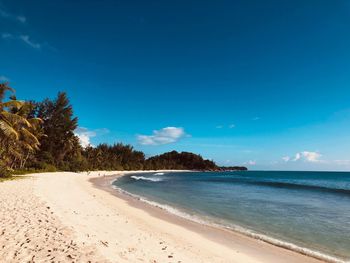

0,171,325,263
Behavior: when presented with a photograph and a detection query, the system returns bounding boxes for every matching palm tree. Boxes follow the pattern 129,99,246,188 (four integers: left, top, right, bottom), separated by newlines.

0,83,23,141
0,83,43,170
11,102,43,168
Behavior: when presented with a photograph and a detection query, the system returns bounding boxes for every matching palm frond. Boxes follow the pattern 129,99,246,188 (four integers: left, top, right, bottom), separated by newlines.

28,117,43,126
0,120,19,140
1,111,31,127
20,127,40,146
2,100,25,109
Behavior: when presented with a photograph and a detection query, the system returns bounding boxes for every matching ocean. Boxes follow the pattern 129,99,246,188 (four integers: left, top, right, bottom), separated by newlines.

112,171,350,262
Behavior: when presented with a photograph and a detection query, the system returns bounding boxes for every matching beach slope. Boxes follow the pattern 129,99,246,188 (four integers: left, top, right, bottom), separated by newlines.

0,172,324,263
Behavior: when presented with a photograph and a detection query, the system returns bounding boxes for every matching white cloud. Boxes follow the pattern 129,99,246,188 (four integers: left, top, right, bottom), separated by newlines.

74,127,109,148
282,156,290,162
216,125,223,129
75,127,96,148
283,151,322,163
19,35,41,49
293,152,302,161
0,75,9,82
244,160,256,166
77,133,93,148
301,151,322,162
137,127,187,146
229,124,235,128
0,8,26,23
252,117,260,121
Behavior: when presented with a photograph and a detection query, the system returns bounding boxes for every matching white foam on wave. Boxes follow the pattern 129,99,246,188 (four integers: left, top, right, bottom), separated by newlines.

110,180,347,263
130,175,163,182
154,172,165,175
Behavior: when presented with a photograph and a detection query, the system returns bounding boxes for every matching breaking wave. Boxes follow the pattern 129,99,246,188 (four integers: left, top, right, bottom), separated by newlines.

111,179,345,263
130,176,163,182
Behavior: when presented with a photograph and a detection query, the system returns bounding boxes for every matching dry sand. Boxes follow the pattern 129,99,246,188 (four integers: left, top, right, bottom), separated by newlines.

0,171,325,263
0,176,107,262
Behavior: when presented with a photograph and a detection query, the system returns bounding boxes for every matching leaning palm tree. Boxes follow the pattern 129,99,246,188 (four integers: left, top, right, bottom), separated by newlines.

0,83,23,167
0,83,43,170
10,103,43,168
0,83,24,141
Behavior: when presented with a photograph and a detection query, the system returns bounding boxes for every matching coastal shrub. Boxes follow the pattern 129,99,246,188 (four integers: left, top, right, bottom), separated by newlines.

11,164,57,175
0,165,11,178
41,164,57,172
31,163,57,172
11,168,37,175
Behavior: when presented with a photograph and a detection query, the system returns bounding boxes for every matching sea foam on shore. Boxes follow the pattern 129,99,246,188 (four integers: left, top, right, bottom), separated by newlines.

112,171,350,263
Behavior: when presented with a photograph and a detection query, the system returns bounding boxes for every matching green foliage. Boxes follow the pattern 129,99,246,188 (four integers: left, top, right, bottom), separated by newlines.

0,83,42,170
0,164,11,178
11,164,57,175
219,166,248,171
37,163,57,172
80,147,217,171
0,176,25,182
82,143,145,171
145,151,218,171
1,83,242,174
32,92,80,170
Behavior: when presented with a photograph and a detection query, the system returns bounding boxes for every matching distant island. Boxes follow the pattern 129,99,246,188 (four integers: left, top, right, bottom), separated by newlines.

145,151,247,171
219,166,248,171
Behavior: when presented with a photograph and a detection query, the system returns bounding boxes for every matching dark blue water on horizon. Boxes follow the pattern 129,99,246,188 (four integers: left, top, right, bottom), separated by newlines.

113,171,350,261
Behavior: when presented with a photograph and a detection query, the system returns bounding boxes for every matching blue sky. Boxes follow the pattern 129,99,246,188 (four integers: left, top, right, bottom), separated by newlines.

1,0,350,170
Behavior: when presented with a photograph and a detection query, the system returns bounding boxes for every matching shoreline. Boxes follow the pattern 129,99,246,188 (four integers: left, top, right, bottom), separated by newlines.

0,171,339,262
90,171,334,263
96,173,344,263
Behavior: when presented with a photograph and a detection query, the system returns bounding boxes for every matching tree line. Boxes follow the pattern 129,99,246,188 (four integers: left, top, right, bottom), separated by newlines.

1,83,238,177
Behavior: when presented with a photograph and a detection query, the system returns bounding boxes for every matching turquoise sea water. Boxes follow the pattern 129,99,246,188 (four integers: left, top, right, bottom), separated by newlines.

113,171,350,262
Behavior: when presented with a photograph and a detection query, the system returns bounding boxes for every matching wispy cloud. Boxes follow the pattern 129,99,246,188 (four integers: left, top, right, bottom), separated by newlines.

244,160,256,165
1,32,13,39
0,6,52,51
282,154,350,168
333,160,350,165
75,127,109,148
2,33,42,49
283,151,322,163
216,124,235,129
282,156,290,162
19,35,41,49
0,7,26,23
137,127,187,145
252,117,260,121
0,75,9,82
16,15,26,23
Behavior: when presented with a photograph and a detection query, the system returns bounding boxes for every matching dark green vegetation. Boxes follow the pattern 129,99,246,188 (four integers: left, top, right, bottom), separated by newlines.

219,166,248,171
145,151,218,170
0,83,43,177
0,83,246,177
